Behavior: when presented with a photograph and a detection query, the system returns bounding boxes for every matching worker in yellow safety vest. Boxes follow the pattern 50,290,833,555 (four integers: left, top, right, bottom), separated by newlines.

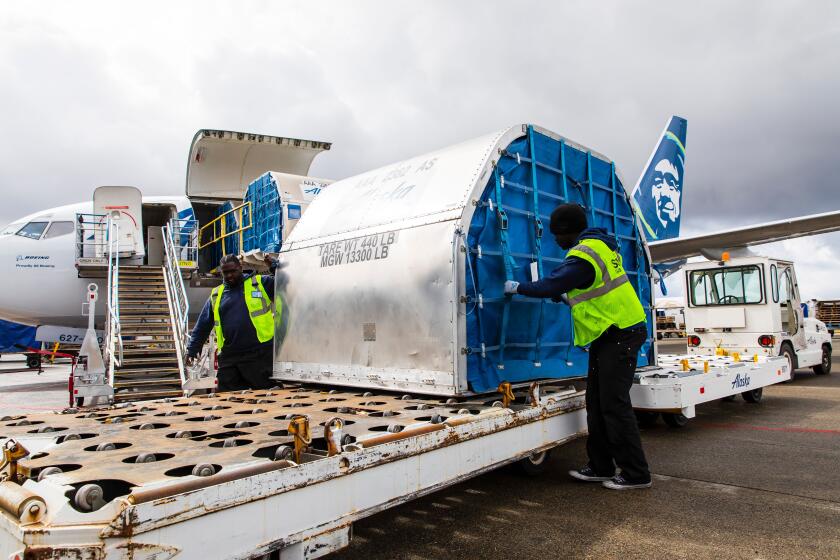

504,204,651,490
187,254,282,391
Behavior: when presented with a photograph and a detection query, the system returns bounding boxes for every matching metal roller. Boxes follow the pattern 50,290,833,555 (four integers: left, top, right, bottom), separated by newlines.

0,481,46,524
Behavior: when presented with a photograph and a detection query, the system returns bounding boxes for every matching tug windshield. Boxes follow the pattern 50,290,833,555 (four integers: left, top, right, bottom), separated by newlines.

689,265,764,306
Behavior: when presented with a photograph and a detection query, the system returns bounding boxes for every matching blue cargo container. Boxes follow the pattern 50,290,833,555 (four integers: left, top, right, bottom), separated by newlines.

464,127,652,392
242,173,283,254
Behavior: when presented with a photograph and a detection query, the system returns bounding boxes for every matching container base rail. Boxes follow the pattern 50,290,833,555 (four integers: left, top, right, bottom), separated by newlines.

0,381,585,559
631,353,790,428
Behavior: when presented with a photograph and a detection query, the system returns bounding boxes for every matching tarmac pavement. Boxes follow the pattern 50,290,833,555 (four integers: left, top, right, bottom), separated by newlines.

1,343,838,558
333,340,840,560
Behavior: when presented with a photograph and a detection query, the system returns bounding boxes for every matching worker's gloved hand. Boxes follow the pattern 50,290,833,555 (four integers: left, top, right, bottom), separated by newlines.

263,255,278,270
504,280,520,295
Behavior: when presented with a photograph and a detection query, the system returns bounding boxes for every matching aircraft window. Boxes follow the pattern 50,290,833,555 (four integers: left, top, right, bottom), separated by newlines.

43,221,75,239
15,221,49,240
689,265,763,306
0,222,25,235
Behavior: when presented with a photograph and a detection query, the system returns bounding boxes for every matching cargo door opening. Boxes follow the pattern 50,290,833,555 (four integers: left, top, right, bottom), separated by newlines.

192,201,247,274
141,203,177,266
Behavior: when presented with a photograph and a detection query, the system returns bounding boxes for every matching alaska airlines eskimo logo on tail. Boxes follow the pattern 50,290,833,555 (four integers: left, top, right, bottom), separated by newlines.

632,116,687,241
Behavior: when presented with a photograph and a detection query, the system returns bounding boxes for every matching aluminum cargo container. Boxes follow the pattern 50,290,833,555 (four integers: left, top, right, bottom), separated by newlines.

274,124,654,395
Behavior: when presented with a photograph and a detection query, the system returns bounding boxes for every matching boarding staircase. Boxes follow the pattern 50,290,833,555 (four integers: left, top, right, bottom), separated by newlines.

98,218,215,402
109,266,183,401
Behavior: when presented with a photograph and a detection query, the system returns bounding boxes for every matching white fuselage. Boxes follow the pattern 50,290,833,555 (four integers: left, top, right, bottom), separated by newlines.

0,197,210,329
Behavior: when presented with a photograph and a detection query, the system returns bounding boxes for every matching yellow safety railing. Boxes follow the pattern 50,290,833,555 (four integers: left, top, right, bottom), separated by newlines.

198,201,253,253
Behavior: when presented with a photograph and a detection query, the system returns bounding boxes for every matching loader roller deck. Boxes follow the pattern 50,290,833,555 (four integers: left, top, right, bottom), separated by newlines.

1,382,583,498
0,382,586,559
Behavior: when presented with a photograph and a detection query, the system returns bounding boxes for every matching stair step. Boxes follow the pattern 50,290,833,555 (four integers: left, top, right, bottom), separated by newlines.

113,390,183,402
121,348,177,356
119,358,179,366
118,268,163,274
114,379,182,388
114,367,181,376
122,335,174,341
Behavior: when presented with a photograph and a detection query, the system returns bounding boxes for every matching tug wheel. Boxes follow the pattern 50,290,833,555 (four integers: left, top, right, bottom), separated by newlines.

742,388,763,404
813,345,831,375
634,411,660,427
780,344,797,383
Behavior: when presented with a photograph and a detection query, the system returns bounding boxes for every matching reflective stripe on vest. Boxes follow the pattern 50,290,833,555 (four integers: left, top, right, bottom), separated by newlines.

565,239,647,347
566,244,631,306
211,275,275,352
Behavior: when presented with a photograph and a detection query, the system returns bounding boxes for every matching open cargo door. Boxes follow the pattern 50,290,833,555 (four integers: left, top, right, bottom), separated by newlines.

93,186,144,258
186,129,331,201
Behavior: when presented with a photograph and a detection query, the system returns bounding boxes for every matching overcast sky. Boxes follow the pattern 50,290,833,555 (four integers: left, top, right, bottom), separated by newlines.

1,2,839,297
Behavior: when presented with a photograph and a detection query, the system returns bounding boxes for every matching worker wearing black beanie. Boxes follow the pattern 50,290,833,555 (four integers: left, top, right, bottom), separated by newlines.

504,203,651,490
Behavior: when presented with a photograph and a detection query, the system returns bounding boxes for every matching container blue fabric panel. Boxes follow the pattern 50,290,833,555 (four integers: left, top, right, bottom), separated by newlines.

0,319,37,353
243,172,284,254
465,127,654,393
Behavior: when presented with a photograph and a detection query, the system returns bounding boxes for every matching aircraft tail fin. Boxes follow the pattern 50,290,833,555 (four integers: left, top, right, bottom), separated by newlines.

631,116,687,241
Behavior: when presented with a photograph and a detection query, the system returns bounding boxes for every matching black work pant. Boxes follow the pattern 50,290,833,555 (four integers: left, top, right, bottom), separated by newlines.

217,342,274,392
585,324,650,482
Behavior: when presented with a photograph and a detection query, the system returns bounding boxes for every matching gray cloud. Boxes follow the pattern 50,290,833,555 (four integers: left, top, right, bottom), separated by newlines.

1,1,839,295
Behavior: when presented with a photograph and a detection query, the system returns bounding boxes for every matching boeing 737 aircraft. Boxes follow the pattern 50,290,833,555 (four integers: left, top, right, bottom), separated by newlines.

0,129,332,343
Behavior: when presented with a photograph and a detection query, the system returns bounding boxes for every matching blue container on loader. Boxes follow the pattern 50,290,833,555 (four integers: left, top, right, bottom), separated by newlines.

241,171,332,255
276,124,653,396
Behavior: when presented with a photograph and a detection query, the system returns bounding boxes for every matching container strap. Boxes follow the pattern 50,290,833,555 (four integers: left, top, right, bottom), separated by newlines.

494,167,514,369
526,126,545,366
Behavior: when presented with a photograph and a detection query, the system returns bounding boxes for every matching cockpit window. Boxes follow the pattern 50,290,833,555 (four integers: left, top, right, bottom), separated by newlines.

43,221,75,239
1,222,24,235
15,221,49,240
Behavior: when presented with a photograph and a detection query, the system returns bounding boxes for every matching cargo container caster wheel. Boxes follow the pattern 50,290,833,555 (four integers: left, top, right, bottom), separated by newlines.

516,449,551,476
662,413,689,428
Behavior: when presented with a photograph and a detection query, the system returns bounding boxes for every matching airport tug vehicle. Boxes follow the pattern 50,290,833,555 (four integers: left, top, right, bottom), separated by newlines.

631,254,832,428
683,255,832,378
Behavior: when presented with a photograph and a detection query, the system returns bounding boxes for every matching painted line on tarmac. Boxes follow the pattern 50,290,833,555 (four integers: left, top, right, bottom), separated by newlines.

697,422,840,435
654,473,840,508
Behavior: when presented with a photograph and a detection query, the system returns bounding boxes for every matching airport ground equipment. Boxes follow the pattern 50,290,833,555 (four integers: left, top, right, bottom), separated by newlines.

631,353,790,427
682,255,832,378
655,314,685,339
815,299,840,336
0,382,585,559
274,124,654,396
71,283,112,405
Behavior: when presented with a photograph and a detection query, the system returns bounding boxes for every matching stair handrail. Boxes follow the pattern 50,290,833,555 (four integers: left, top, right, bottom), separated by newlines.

74,213,108,260
103,218,123,387
162,223,190,386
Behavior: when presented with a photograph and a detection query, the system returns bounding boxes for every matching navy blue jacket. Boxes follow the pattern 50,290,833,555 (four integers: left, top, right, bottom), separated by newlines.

516,228,618,299
187,272,275,357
